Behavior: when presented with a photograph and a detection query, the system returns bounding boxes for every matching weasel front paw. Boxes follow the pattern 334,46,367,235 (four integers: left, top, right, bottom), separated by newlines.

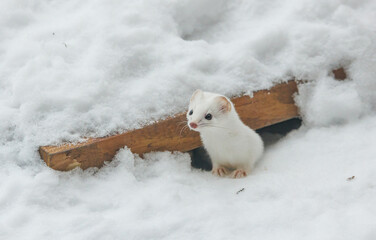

231,169,247,178
212,167,228,177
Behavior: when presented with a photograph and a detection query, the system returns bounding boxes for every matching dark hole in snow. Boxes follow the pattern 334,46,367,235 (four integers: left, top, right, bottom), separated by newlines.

257,117,302,147
189,118,302,171
190,146,212,171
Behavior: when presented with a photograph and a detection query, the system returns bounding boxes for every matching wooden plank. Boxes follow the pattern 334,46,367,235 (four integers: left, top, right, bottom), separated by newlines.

333,67,347,80
39,80,299,171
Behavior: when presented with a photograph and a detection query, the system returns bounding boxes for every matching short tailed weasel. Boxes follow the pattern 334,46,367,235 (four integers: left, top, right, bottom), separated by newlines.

187,90,264,178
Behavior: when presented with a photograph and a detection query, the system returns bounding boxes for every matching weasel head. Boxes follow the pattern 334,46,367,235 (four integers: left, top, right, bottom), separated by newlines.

187,89,233,132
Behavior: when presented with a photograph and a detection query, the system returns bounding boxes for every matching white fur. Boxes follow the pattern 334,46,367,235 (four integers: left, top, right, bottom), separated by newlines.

187,90,264,178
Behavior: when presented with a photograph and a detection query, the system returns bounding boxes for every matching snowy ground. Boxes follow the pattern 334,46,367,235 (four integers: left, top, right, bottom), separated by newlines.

1,0,376,239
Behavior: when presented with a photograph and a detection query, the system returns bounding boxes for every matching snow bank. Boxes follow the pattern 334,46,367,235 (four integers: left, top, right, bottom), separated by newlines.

2,116,376,239
0,0,376,239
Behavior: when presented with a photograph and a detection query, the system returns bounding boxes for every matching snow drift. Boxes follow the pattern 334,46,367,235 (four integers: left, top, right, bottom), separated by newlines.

0,0,376,239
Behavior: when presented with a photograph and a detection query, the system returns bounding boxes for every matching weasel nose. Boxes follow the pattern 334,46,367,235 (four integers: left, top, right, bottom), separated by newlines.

189,122,198,129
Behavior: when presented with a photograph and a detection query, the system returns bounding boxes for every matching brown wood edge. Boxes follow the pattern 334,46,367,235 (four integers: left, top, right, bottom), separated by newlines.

39,80,301,171
39,68,347,171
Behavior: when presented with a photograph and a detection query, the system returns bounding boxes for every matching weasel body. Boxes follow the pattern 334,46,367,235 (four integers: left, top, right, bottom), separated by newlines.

187,90,264,178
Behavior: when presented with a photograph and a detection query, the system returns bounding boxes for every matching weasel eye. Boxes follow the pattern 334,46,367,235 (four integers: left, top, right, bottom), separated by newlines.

189,110,193,115
205,113,212,120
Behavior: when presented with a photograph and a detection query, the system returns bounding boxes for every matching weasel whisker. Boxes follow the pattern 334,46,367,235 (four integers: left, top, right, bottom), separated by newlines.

177,120,188,127
199,123,231,131
179,125,189,136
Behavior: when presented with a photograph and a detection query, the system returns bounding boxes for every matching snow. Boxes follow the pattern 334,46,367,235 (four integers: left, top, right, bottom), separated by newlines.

1,0,376,239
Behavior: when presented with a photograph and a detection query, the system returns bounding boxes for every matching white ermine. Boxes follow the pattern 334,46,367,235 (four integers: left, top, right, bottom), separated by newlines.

187,90,264,178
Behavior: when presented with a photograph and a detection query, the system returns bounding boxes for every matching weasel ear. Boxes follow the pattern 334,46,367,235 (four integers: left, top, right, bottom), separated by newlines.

216,96,232,113
190,89,203,102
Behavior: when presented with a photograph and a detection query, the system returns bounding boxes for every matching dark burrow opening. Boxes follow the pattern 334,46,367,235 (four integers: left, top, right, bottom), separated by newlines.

189,118,302,171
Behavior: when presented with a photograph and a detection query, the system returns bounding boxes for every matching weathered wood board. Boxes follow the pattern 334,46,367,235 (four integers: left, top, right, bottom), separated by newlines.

39,80,299,171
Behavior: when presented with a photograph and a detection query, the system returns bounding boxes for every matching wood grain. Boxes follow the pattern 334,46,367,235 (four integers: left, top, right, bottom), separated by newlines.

39,80,299,171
